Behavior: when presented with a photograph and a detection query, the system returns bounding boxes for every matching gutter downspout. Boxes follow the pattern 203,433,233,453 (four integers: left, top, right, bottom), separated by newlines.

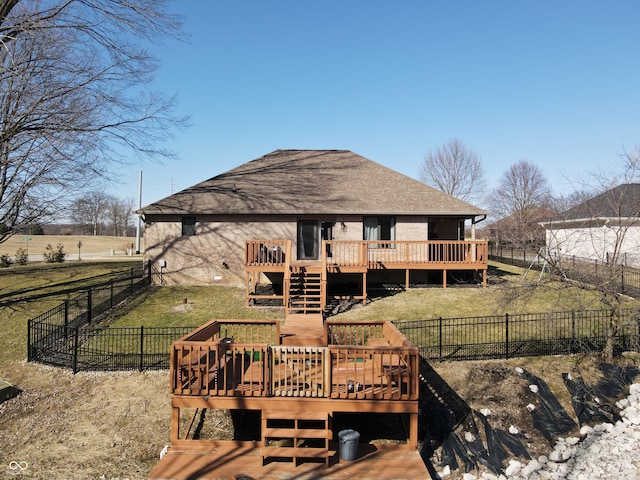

470,215,487,240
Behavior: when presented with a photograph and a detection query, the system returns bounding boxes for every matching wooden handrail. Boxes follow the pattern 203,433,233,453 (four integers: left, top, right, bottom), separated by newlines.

325,240,488,268
170,320,419,401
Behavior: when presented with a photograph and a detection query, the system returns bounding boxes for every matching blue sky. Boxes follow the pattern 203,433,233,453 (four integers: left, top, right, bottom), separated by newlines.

118,1,640,210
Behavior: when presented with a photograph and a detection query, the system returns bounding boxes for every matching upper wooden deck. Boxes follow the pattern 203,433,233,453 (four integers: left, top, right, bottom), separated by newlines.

245,238,488,272
244,239,488,309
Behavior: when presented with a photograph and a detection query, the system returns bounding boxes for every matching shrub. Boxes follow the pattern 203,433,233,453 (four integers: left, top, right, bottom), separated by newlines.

0,254,13,268
43,243,66,263
15,247,28,265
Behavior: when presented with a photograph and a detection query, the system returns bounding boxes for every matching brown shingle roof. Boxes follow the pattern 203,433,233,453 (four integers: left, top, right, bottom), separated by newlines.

140,150,487,216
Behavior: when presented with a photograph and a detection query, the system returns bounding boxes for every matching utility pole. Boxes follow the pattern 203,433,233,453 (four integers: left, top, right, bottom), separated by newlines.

135,170,142,255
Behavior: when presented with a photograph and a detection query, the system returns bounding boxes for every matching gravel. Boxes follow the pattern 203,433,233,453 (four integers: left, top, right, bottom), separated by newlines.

438,383,640,480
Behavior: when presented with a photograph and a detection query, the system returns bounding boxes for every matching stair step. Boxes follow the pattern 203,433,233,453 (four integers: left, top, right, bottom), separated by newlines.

264,410,328,421
264,428,332,439
261,446,330,459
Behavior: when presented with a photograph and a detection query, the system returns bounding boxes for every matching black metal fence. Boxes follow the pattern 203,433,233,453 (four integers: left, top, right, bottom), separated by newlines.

397,309,640,361
28,322,194,372
489,244,640,297
26,263,195,373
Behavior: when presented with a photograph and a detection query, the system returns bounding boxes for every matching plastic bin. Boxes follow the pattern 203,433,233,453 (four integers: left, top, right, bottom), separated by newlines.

338,429,360,461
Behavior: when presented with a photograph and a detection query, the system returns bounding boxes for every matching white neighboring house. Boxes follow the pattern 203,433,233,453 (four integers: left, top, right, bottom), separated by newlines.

541,183,640,267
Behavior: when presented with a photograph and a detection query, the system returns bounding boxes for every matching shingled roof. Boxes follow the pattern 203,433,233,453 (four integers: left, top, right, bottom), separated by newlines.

556,183,640,221
140,150,487,217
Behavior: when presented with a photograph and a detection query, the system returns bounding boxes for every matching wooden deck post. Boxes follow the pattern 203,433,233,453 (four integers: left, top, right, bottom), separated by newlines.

409,412,418,449
362,272,367,304
171,407,180,442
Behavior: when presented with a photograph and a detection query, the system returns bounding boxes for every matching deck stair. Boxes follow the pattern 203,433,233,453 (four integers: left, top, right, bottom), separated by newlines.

281,313,325,346
287,266,323,316
261,409,333,466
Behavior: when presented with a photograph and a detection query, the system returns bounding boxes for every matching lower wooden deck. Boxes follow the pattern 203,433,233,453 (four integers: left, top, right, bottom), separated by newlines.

149,443,429,480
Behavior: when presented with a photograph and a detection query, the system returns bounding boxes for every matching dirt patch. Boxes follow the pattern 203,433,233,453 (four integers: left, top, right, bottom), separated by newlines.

1,355,638,479
0,361,172,479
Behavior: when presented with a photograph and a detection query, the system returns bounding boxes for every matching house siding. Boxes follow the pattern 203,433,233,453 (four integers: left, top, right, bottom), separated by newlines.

546,225,640,267
144,214,295,285
143,214,454,285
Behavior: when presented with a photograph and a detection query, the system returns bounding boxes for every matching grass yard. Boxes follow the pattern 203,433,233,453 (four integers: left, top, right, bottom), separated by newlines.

0,234,143,259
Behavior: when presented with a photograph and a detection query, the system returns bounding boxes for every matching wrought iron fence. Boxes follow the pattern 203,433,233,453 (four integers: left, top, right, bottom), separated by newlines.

397,309,640,361
26,263,173,372
29,322,195,372
489,244,640,297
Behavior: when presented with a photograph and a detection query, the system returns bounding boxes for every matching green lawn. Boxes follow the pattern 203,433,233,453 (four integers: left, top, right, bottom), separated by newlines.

0,261,143,366
3,260,639,368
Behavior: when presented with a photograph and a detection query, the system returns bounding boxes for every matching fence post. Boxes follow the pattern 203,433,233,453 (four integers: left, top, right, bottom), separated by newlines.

571,310,576,346
64,299,69,326
139,325,145,372
72,327,79,374
87,288,92,324
27,319,32,362
131,267,134,294
621,265,625,294
505,313,509,359
438,317,443,361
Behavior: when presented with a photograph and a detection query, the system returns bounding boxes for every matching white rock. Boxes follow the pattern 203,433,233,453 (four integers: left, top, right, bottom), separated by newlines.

515,367,524,374
440,465,451,476
509,425,520,435
480,408,492,417
505,460,522,476
616,398,629,408
464,431,476,442
529,384,539,393
526,403,536,412
521,459,543,475
566,436,580,446
579,425,595,436
462,474,478,480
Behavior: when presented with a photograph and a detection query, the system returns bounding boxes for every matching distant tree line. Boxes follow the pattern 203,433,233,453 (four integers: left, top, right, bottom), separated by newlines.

69,191,136,236
1,191,138,237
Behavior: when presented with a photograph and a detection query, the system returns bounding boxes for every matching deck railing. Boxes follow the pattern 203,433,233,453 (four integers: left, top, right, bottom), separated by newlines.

245,240,291,267
245,239,487,269
170,320,419,401
326,240,488,268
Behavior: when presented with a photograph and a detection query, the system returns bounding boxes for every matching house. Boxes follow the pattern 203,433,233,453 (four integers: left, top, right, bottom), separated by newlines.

483,206,556,250
140,149,489,311
541,183,640,267
145,149,488,477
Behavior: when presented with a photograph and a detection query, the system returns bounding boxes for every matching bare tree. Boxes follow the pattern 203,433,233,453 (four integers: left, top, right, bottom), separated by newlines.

539,148,640,360
106,196,135,236
0,1,187,243
419,138,486,203
488,160,552,248
69,191,111,235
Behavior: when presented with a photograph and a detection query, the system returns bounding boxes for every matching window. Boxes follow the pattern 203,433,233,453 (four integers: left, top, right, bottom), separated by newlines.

181,216,196,236
363,216,395,244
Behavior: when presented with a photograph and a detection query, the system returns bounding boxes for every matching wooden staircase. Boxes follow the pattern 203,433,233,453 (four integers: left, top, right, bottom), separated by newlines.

287,266,324,316
261,409,333,466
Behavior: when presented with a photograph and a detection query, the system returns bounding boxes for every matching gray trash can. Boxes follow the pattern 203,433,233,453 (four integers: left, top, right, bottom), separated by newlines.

338,429,360,461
